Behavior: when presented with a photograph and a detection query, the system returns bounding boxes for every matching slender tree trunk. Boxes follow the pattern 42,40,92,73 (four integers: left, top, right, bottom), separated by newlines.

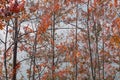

118,49,120,80
87,0,95,80
4,23,9,80
118,29,120,72
119,45,120,72
52,11,55,80
32,32,37,80
75,3,78,80
93,18,96,80
95,22,100,80
12,17,18,80
102,40,105,80
32,57,35,80
51,1,56,79
29,57,32,80
93,16,100,80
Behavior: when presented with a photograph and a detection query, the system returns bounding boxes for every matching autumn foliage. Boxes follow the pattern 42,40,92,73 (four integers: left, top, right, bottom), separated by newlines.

0,0,120,80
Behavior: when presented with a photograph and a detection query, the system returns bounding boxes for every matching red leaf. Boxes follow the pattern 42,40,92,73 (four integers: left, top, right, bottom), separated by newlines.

10,0,25,13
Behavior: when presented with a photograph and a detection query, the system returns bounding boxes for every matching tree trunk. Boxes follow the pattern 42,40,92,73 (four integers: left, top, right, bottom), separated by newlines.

12,17,18,80
87,0,95,80
75,3,78,80
52,11,55,80
4,23,9,80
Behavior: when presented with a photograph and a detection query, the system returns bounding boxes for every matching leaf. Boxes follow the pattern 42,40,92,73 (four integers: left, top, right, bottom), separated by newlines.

0,62,3,75
64,0,70,5
8,29,13,33
114,18,120,28
94,0,97,6
18,0,25,11
23,25,33,32
10,0,25,13
29,2,39,12
38,14,51,34
109,2,113,7
19,13,29,21
76,52,81,57
12,63,21,77
0,21,4,30
19,44,24,51
56,43,67,53
114,0,118,7
54,3,60,11
110,34,120,47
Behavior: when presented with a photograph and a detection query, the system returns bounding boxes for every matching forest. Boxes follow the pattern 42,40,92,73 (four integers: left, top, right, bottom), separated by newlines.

0,0,120,80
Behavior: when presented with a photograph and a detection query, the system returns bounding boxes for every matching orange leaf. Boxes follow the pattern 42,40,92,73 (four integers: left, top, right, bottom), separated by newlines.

26,69,31,75
0,21,4,30
12,63,21,77
114,18,120,28
114,0,118,7
50,39,54,45
110,34,120,46
0,62,3,75
54,3,60,11
76,52,81,57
